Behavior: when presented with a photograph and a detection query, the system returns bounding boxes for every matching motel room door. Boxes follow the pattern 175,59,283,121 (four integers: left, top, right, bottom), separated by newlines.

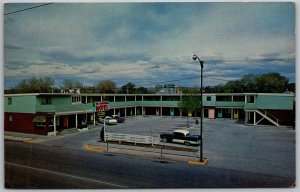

217,109,223,118
208,108,215,119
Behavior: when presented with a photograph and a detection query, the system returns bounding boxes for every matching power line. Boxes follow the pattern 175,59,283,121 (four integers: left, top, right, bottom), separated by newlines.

4,3,54,16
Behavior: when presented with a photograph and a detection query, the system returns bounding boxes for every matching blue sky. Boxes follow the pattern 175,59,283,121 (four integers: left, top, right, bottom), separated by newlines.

4,2,295,88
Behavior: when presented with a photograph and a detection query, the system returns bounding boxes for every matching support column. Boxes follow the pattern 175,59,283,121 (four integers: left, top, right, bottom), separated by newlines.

231,108,234,119
75,113,78,128
54,114,57,136
135,107,137,116
93,113,96,125
160,107,162,117
245,111,248,124
254,111,256,125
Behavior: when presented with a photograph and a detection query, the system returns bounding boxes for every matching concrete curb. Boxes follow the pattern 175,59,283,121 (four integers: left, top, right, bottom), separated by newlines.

83,143,200,163
188,158,209,165
5,136,46,144
83,144,105,153
23,139,46,144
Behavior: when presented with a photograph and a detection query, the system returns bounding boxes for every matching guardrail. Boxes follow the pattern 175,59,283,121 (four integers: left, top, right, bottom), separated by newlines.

105,132,154,146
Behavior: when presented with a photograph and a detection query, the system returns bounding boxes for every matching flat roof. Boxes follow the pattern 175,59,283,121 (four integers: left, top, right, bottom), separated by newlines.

4,92,295,97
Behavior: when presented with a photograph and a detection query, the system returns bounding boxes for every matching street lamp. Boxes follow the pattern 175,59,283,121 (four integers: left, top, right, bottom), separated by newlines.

193,54,204,162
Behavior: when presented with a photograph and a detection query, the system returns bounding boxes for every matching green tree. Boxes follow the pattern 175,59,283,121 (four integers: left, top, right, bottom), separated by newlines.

223,80,242,93
14,76,54,93
215,72,289,93
178,89,200,127
240,74,259,93
257,73,288,93
95,80,116,93
121,82,136,94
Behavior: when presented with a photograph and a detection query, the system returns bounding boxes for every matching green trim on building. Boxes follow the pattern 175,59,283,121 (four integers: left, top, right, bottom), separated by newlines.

4,93,294,115
4,95,37,113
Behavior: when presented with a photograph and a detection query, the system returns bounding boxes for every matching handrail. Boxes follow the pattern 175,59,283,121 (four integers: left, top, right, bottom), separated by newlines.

258,109,280,124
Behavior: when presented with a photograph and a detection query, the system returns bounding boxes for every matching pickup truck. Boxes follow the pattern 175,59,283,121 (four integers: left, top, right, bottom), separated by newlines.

160,130,200,146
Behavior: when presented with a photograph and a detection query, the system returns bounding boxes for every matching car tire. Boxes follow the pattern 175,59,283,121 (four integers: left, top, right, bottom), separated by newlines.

184,141,190,146
162,138,168,143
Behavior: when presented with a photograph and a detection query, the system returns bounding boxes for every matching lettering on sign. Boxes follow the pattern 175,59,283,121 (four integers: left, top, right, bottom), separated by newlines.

94,101,109,112
97,111,105,118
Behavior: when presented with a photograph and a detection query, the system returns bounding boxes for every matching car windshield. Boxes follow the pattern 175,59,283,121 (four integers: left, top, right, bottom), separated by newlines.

186,133,193,137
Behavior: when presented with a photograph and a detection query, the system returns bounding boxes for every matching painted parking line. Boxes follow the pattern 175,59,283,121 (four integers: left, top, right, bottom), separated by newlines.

83,144,105,153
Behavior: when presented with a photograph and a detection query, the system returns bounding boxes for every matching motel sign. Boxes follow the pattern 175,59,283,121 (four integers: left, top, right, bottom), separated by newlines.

93,101,109,112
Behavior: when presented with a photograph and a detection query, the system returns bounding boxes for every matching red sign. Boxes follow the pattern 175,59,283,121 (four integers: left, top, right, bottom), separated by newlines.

95,101,109,112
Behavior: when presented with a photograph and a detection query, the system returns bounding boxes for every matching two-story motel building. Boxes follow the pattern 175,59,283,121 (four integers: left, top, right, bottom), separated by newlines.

4,93,295,135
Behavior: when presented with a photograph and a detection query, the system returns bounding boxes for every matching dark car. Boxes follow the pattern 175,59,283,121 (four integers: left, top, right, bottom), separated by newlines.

112,115,125,123
160,130,200,146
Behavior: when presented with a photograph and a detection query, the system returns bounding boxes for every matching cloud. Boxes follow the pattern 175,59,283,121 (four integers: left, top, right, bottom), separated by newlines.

4,3,295,88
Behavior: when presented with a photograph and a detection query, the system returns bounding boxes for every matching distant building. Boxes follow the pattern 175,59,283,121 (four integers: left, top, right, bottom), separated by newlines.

4,92,295,135
156,84,181,94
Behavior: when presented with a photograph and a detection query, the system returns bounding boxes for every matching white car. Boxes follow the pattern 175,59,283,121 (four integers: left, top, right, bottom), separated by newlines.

98,116,118,125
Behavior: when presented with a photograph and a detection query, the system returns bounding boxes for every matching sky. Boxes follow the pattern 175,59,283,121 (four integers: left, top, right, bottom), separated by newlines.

3,2,296,89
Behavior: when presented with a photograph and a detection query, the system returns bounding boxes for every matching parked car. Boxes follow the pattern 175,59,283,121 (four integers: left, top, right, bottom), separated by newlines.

112,115,125,123
160,130,200,146
98,116,118,125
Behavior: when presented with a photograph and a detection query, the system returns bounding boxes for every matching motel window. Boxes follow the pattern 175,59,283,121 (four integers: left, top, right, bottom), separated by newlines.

8,97,12,105
41,97,52,105
206,96,211,101
216,96,232,102
72,95,81,103
9,114,12,122
246,95,255,103
35,122,46,127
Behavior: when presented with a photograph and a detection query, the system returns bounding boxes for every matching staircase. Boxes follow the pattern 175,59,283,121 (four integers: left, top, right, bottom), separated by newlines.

255,109,280,126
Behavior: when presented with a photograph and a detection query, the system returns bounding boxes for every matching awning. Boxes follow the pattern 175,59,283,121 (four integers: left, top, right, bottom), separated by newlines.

33,116,46,123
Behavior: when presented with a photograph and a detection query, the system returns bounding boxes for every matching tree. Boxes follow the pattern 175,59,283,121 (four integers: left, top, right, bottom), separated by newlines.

223,80,242,93
121,82,136,94
240,74,259,93
95,80,116,93
136,87,148,94
14,76,54,93
178,89,200,128
257,73,288,93
214,72,289,93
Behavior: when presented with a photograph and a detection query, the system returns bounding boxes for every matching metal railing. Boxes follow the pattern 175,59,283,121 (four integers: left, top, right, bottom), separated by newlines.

103,141,200,161
105,132,154,146
258,109,280,125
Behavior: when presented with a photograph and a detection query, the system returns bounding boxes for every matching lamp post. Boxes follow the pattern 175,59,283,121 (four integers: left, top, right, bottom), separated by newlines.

193,54,204,162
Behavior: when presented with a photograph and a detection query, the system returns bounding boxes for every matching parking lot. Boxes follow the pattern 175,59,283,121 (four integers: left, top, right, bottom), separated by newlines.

4,115,295,181
100,116,295,179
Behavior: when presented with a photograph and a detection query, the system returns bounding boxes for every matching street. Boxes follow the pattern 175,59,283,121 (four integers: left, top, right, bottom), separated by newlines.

4,117,296,188
5,139,294,188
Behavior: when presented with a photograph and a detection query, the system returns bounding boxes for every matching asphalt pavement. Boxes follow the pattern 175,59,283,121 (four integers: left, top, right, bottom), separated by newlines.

4,116,296,186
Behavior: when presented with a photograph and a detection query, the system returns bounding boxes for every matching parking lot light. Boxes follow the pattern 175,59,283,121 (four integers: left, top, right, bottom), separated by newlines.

193,54,204,162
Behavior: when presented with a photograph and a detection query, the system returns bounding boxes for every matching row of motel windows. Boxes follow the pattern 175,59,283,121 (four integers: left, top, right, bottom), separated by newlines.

7,95,255,106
